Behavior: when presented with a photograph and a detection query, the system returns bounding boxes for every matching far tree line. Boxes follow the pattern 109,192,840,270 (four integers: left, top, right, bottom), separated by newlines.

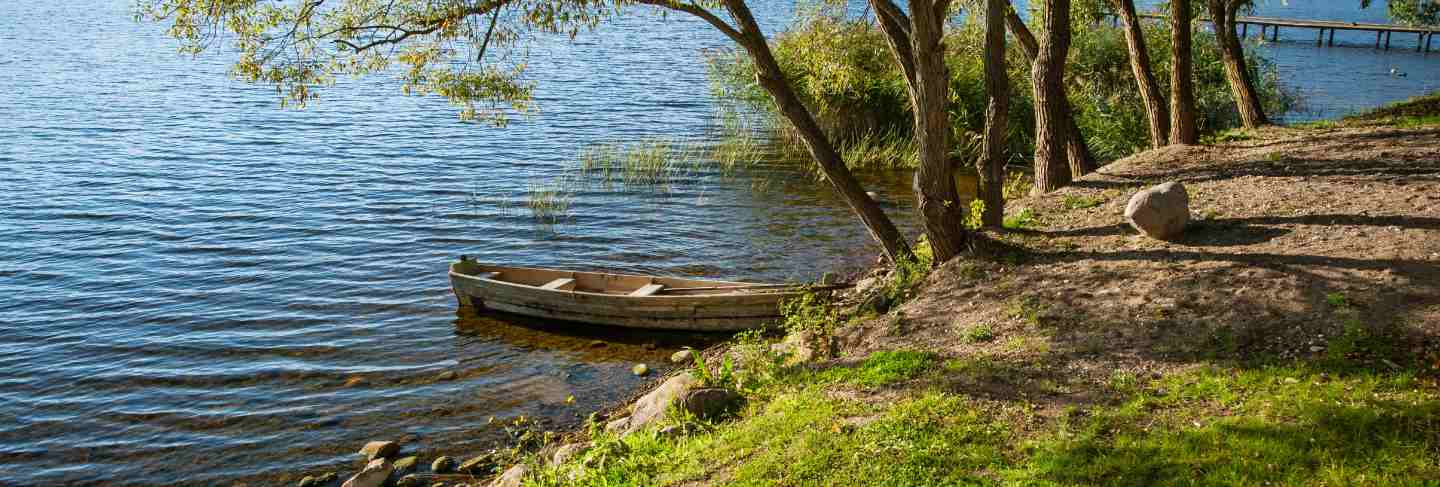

142,0,1365,267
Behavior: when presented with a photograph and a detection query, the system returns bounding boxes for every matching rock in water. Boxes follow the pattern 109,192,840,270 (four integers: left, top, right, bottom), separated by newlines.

358,440,400,461
1125,182,1190,240
315,472,338,485
431,456,457,473
669,349,694,364
680,388,743,420
459,454,496,474
297,476,317,487
489,464,529,487
435,370,458,381
392,456,419,474
394,475,423,487
341,459,391,487
631,363,649,376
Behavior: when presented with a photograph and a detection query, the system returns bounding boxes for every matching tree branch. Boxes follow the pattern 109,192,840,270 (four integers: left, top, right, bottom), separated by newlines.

631,0,745,43
870,0,917,86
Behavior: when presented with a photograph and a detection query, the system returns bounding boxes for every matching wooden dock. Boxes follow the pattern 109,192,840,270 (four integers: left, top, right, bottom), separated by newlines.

1135,13,1437,52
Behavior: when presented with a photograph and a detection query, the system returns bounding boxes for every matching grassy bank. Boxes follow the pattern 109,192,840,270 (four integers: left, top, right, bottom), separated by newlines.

507,95,1440,486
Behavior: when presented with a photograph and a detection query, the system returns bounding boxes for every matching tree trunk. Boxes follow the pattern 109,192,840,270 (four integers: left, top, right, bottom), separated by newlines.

1032,0,1072,193
722,0,911,261
1116,0,1170,148
1004,7,1094,179
906,0,970,262
979,0,1010,227
1169,0,1198,144
1209,0,1268,128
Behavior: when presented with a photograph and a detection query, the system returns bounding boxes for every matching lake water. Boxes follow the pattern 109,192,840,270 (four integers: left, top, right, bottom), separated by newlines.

0,0,1434,485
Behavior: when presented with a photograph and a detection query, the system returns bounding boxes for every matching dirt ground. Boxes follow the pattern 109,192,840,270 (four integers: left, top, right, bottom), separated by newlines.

833,124,1440,415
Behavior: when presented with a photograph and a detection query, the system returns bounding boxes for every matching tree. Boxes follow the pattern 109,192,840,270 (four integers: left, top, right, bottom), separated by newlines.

1207,0,1268,128
869,0,973,262
1114,0,1170,148
1003,6,1097,184
1169,0,1199,144
977,0,1010,228
139,0,912,262
1031,0,1075,193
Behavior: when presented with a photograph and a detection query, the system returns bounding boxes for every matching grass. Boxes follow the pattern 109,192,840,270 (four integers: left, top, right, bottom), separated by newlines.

1003,208,1037,230
1342,90,1440,127
530,360,1439,487
526,180,574,223
1062,194,1105,210
813,350,936,387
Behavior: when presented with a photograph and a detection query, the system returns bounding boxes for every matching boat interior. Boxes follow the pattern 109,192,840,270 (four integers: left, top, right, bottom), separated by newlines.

453,260,768,296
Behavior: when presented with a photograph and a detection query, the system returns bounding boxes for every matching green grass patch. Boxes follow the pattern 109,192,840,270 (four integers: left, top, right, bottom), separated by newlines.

1062,194,1106,210
1004,208,1037,230
815,350,937,387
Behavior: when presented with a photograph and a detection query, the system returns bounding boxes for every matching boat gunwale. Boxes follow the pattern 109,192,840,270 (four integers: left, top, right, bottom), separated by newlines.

448,263,804,300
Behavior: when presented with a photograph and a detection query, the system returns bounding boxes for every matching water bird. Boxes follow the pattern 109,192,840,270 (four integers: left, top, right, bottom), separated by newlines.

1389,68,1408,77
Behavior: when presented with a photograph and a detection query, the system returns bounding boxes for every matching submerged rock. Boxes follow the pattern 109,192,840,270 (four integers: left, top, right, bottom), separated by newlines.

315,472,338,485
392,455,419,474
431,456,457,473
631,363,649,376
459,453,496,474
1125,182,1190,240
341,459,391,487
358,440,399,461
435,370,458,381
394,474,424,487
297,476,317,487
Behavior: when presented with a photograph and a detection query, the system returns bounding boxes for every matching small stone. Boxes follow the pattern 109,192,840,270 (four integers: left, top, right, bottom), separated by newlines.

298,476,317,487
670,349,695,364
643,342,658,350
341,459,391,487
490,464,529,487
632,363,649,376
657,425,683,437
315,472,338,485
1125,182,1190,240
358,440,399,461
865,191,880,200
588,340,607,348
436,371,458,381
343,376,367,388
395,475,424,487
392,456,419,474
1309,346,1325,352
431,456,457,473
459,454,496,474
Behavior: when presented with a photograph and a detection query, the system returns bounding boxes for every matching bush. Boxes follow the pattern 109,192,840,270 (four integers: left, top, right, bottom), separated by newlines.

705,11,1298,170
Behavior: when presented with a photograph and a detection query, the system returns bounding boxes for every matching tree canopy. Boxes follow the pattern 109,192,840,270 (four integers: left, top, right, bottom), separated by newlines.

139,0,623,124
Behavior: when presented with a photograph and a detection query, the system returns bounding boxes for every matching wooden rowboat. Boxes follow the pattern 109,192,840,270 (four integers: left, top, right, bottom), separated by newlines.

449,258,835,331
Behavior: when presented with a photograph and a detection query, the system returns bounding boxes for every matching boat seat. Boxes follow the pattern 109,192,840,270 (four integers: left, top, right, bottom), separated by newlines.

629,283,665,297
539,277,576,291
477,272,501,281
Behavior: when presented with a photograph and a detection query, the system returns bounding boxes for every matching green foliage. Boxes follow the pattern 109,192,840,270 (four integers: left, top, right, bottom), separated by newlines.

959,322,997,343
1380,0,1440,26
1003,207,1037,229
137,0,619,124
815,350,937,387
777,289,840,334
1325,291,1349,309
706,12,1297,170
689,351,738,390
879,238,934,308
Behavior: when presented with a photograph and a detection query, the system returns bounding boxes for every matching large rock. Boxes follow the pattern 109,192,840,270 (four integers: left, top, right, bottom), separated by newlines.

357,440,399,461
341,459,391,487
680,388,743,420
613,372,698,435
488,464,528,487
1125,182,1190,240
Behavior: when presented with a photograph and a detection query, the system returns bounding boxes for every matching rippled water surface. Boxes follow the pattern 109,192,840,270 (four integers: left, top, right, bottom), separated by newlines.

0,0,1435,485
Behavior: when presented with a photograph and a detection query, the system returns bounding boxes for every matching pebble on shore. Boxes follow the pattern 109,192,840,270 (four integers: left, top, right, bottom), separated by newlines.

357,440,399,461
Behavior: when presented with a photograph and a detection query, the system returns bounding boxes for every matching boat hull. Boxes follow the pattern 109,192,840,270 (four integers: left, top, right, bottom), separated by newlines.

448,262,803,331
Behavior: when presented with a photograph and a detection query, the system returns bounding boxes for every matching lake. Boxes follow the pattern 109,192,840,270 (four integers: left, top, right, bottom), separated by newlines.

0,0,1433,484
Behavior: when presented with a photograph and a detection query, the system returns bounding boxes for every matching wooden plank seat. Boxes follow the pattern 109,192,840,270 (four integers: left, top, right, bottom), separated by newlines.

629,283,665,297
539,277,575,290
